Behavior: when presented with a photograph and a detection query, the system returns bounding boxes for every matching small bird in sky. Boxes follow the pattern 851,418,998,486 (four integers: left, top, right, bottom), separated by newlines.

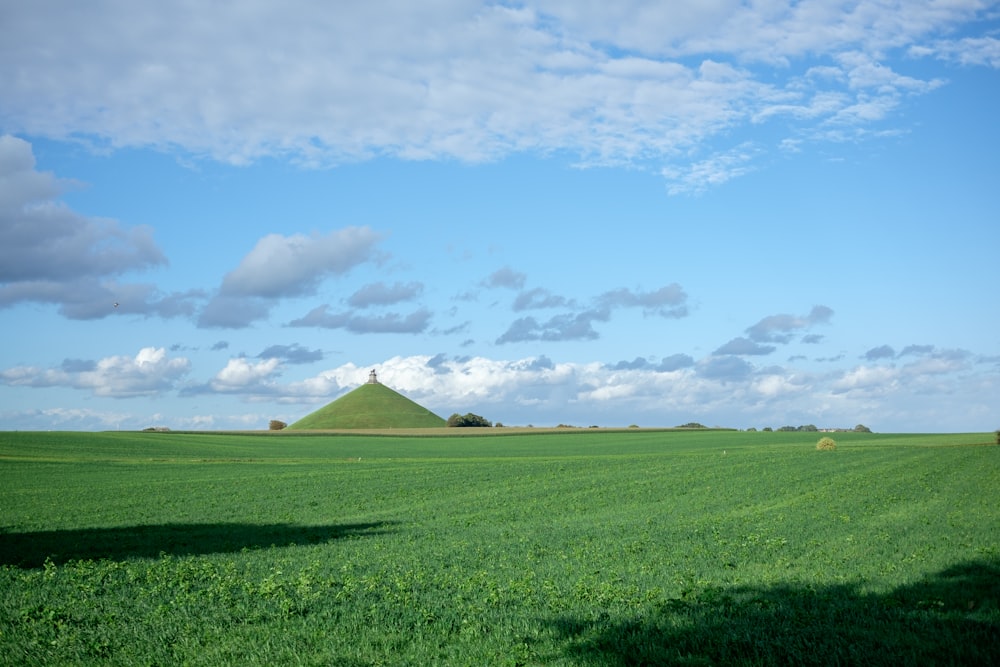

113,302,119,309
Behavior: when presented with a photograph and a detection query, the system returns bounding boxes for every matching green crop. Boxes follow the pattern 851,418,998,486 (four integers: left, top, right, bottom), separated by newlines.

1,429,997,665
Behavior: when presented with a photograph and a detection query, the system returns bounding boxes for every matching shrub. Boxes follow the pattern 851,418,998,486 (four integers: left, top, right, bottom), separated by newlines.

816,436,837,451
447,412,492,427
269,420,287,431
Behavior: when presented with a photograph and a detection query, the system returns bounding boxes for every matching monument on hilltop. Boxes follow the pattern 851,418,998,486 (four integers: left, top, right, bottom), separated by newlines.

287,368,445,430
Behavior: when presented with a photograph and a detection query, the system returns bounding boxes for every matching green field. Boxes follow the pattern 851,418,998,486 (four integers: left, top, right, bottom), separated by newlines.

1,430,998,665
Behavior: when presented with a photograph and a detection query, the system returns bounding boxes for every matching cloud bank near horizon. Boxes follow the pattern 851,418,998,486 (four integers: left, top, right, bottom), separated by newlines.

2,345,996,433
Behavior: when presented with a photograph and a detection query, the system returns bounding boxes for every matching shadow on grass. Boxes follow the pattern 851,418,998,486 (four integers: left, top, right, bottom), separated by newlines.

550,559,1000,666
0,521,397,568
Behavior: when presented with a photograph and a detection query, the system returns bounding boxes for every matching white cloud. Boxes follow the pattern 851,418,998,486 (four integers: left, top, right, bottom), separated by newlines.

911,36,1000,68
0,135,182,318
0,347,190,397
1,2,988,192
0,136,164,280
199,227,384,328
830,364,900,395
211,357,282,391
81,349,990,431
484,266,528,290
288,305,432,334
662,143,761,195
752,373,806,399
220,228,383,298
714,337,777,356
348,281,424,308
0,407,130,430
746,305,834,343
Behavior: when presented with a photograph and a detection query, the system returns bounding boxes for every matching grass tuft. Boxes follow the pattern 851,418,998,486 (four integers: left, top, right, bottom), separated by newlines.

816,436,837,451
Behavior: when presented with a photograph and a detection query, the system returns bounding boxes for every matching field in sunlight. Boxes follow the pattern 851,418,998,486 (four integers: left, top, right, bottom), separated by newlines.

1,430,997,665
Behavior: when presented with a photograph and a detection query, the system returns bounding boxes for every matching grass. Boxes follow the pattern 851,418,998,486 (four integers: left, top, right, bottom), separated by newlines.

288,382,446,429
1,429,998,665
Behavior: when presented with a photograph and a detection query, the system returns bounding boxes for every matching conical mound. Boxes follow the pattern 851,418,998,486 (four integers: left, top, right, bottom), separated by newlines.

288,382,445,429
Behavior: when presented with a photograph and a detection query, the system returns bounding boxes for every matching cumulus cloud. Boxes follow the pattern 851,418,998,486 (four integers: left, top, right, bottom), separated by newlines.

0,136,164,280
199,227,383,328
127,349,996,432
864,344,896,361
513,288,573,311
347,309,434,334
288,304,432,334
746,305,833,343
831,364,899,395
862,343,970,365
899,344,935,357
258,344,324,365
714,337,777,356
597,284,688,318
0,135,200,319
219,228,382,298
0,347,190,397
608,357,655,371
662,143,761,196
697,355,755,381
607,353,694,372
658,353,696,372
347,281,423,308
210,357,282,391
485,266,527,290
497,283,688,344
911,36,1000,68
2,2,984,192
496,310,608,344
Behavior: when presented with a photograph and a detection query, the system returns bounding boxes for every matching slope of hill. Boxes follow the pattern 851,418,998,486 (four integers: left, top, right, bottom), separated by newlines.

288,382,445,429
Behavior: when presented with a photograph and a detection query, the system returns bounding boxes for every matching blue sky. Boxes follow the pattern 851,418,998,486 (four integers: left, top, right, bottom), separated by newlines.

1,1,998,432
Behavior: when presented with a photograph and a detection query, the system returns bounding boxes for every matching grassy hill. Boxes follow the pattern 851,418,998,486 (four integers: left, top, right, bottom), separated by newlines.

287,382,445,429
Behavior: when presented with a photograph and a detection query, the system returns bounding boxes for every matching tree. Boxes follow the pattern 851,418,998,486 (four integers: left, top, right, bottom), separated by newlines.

269,420,287,431
854,424,872,433
447,412,492,427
